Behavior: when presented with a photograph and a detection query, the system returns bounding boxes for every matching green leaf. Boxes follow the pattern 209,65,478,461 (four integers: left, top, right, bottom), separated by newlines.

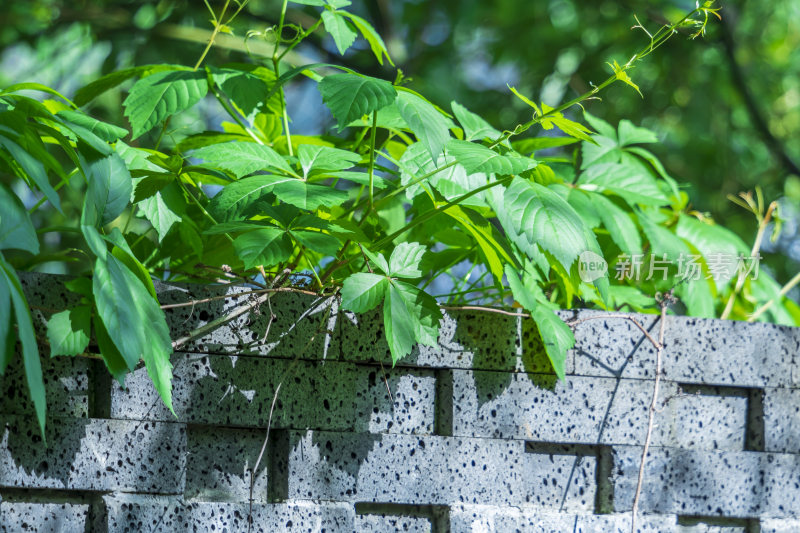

318,73,397,130
384,281,442,363
0,265,14,374
396,90,451,160
57,110,129,142
451,101,501,141
388,242,426,278
529,305,573,380
341,12,394,66
123,70,208,138
80,151,133,226
291,229,341,255
210,66,281,121
233,227,292,269
676,214,748,291
508,85,541,114
617,119,657,146
590,193,642,255
447,139,536,175
341,272,388,312
608,60,642,97
540,103,594,143
321,10,357,55
579,162,667,207
92,313,130,385
638,214,688,261
271,178,348,210
444,205,518,283
191,142,293,178
298,144,361,177
0,183,39,254
399,142,488,207
73,65,182,106
360,247,390,274
93,254,174,413
46,306,91,357
0,258,46,439
497,177,590,271
137,183,183,242
513,136,579,154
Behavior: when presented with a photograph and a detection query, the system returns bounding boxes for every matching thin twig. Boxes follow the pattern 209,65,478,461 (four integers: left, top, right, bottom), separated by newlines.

630,291,673,532
379,361,394,405
160,286,321,310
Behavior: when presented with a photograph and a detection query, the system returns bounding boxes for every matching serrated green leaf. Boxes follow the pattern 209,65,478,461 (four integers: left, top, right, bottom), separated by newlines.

388,242,426,278
529,305,573,380
92,314,128,385
399,142,488,207
447,139,536,175
0,258,46,439
57,110,129,141
341,272,388,312
451,101,501,141
210,66,281,121
73,65,183,106
123,70,208,139
80,151,132,226
341,12,394,66
579,162,667,206
191,142,293,178
608,60,642,97
321,10,357,55
318,73,397,130
496,177,589,271
298,144,361,177
445,205,518,283
540,103,594,143
617,119,657,146
638,214,688,261
93,253,174,413
0,183,39,254
137,183,183,242
271,178,348,210
392,281,442,346
396,90,451,160
361,247,390,274
233,227,292,269
590,193,642,255
291,229,341,255
513,136,579,154
46,306,91,357
384,283,418,363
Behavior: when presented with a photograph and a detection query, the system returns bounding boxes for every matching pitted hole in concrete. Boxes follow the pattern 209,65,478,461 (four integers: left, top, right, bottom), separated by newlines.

677,514,760,532
678,383,762,452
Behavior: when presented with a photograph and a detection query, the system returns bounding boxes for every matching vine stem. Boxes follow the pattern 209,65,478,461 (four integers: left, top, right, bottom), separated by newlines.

193,0,231,71
273,0,293,156
367,110,379,213
749,270,800,322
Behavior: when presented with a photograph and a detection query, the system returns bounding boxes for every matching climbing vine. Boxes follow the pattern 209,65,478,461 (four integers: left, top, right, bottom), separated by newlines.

1,0,797,442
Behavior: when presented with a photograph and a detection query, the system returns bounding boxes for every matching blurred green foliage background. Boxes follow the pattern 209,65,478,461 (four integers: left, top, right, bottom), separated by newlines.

1,0,797,297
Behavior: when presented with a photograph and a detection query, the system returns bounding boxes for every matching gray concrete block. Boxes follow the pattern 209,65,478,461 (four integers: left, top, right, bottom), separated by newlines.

103,493,356,532
341,308,572,374
763,388,800,454
451,372,746,450
276,431,596,508
185,426,269,503
760,518,800,533
612,446,800,518
0,415,185,493
160,283,338,359
449,506,676,532
0,501,91,533
571,311,800,388
355,513,433,532
111,353,435,435
1,353,90,419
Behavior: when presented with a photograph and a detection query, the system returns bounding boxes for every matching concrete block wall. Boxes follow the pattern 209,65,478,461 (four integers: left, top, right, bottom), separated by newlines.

1,273,799,532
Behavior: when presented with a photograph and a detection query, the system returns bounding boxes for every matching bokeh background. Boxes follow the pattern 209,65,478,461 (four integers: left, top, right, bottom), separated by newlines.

1,0,798,297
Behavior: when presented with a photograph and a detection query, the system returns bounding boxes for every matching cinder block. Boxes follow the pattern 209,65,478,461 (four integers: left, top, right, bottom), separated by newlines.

572,311,800,388
449,505,676,532
612,446,800,518
111,354,435,434
763,388,800,454
0,416,185,493
102,494,355,532
159,283,338,359
1,353,90,419
185,426,269,503
275,431,596,508
0,501,91,533
451,372,746,450
760,518,800,533
355,514,433,532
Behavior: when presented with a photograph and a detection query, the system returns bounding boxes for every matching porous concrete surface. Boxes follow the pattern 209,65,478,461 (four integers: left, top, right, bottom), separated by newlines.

3,272,799,532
